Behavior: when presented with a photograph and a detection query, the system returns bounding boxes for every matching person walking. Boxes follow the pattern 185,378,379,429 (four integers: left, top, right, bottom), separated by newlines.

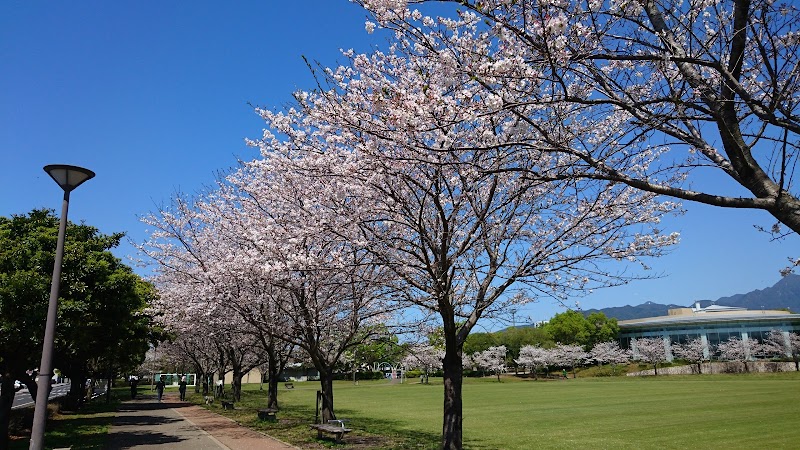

130,376,138,400
156,375,166,402
178,375,187,401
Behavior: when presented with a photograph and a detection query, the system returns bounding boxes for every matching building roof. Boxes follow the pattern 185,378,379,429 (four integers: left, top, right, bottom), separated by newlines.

619,306,799,329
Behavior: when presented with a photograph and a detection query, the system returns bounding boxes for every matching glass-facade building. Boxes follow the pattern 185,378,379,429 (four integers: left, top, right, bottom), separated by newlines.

618,304,800,360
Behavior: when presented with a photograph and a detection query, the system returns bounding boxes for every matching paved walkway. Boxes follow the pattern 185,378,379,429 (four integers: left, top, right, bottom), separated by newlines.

105,393,297,449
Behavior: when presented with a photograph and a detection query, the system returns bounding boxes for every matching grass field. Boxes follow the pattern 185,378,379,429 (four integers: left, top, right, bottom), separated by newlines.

8,391,120,450
197,372,800,449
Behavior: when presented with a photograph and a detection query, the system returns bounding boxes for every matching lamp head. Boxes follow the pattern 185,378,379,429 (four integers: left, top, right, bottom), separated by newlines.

43,165,95,192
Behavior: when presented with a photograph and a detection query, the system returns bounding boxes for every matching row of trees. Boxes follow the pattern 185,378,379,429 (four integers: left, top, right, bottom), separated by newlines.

404,330,800,383
635,331,800,374
147,0,800,447
0,210,155,448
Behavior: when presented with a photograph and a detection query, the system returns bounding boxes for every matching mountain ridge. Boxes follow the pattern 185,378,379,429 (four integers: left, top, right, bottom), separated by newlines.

582,274,800,321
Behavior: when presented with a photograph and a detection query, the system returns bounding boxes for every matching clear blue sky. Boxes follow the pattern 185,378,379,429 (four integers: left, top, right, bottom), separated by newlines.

2,1,798,326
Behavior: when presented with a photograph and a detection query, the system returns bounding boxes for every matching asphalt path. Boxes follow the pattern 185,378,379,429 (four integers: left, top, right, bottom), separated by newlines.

11,383,72,409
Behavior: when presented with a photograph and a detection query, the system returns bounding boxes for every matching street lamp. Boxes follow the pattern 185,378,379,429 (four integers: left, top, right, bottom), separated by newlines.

29,165,94,450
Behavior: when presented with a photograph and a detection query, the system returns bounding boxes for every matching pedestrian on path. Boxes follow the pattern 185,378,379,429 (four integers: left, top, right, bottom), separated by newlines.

179,375,187,401
156,375,166,402
129,376,138,399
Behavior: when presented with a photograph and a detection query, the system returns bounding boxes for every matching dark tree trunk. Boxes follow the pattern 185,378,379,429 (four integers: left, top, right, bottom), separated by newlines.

318,372,336,423
266,356,280,410
0,376,16,450
441,347,463,450
68,366,87,405
231,369,243,402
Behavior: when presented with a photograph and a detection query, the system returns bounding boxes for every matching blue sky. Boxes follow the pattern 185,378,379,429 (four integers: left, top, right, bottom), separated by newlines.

2,1,798,327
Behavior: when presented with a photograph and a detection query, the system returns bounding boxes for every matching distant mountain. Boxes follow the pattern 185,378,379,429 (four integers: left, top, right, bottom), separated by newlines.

583,274,800,321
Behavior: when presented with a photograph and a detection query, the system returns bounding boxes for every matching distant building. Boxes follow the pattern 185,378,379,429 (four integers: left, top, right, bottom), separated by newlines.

619,302,800,360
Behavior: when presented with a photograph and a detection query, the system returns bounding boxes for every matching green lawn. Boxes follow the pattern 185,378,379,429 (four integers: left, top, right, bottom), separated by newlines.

8,389,121,450
202,372,800,449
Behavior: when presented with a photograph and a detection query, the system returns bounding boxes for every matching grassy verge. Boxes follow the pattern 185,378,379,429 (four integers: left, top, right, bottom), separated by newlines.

9,388,123,450
191,372,800,449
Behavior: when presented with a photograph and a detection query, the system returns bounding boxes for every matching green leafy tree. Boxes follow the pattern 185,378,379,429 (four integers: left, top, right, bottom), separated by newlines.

463,332,498,357
0,209,153,445
545,310,591,347
584,313,620,350
545,311,619,350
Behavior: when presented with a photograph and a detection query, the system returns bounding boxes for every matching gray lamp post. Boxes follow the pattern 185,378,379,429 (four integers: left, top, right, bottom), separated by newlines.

29,165,95,450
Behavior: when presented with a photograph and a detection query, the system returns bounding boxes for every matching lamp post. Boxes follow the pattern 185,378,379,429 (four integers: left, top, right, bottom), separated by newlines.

29,165,94,450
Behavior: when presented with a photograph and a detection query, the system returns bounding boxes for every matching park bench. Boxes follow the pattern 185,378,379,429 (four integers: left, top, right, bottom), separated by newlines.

257,408,278,422
284,382,294,389
309,423,352,442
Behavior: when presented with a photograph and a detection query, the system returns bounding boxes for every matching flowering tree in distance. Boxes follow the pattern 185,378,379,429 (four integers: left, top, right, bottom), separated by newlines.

553,344,588,378
516,345,552,380
472,345,507,381
358,0,800,274
717,336,762,373
763,329,800,371
633,337,667,375
590,341,631,376
671,338,709,374
403,344,444,384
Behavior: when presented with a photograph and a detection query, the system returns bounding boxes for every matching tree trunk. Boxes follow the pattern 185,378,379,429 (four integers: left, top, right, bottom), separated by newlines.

68,366,87,406
267,357,280,410
201,372,209,395
441,347,463,450
0,376,15,450
653,363,658,376
231,369,243,402
318,372,336,423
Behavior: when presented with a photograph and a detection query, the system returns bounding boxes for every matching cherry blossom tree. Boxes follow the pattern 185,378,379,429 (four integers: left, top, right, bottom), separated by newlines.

763,329,800,371
219,159,397,422
552,343,588,378
516,345,552,380
158,334,220,395
139,192,299,406
472,345,507,381
357,0,800,275
403,344,444,383
632,337,667,375
250,28,679,448
590,341,631,376
717,336,763,372
671,338,709,374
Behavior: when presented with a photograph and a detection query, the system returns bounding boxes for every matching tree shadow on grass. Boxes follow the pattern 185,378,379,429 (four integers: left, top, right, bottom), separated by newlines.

310,406,442,449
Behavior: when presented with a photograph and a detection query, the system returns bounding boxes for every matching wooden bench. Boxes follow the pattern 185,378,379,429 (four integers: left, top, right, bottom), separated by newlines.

309,423,352,442
257,408,278,422
284,382,294,389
